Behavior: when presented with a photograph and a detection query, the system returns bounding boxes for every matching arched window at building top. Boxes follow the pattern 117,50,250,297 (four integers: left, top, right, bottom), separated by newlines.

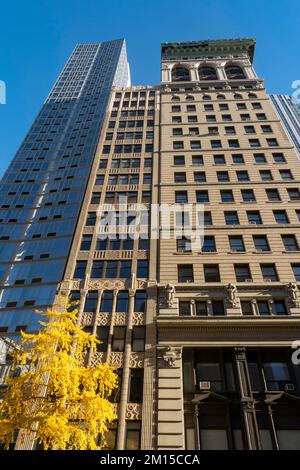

225,65,245,80
198,66,218,81
171,95,180,102
172,66,190,82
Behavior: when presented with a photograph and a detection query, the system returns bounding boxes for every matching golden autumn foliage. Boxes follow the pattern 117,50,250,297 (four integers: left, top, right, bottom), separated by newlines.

0,299,118,450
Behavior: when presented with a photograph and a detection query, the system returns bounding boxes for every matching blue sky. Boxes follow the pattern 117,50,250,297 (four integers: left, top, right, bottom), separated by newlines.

0,0,299,177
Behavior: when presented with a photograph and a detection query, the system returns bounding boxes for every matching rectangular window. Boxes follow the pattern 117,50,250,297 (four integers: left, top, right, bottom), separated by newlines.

266,189,280,201
125,421,141,450
196,190,209,203
204,265,220,282
292,264,300,282
217,171,229,182
247,211,262,224
194,172,206,183
132,327,145,352
282,235,298,251
174,155,185,166
174,172,186,183
221,190,234,202
74,261,87,279
241,189,255,202
253,235,270,252
212,301,225,316
96,326,110,352
178,264,194,283
177,237,192,252
129,369,144,403
225,211,239,225
179,301,191,316
257,301,270,316
111,327,126,352
234,264,251,282
175,191,188,203
229,236,245,252
274,210,289,224
202,236,216,252
195,301,208,316
241,301,253,316
80,234,92,251
260,264,278,281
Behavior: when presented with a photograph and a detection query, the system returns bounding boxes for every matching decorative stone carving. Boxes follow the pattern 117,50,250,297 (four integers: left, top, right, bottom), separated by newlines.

162,347,182,367
225,283,239,308
126,404,142,420
90,352,106,366
113,312,127,325
88,279,125,290
80,312,94,325
108,352,124,367
132,313,144,325
129,352,144,368
165,283,175,308
96,313,110,326
287,282,300,307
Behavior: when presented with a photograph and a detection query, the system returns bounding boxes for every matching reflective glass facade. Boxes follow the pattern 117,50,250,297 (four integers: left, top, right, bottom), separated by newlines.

0,40,130,334
270,94,300,158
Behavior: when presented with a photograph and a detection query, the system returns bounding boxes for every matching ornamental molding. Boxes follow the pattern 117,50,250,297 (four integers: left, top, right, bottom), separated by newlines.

126,403,142,420
81,312,94,325
97,313,111,326
132,313,144,326
90,352,106,366
129,352,144,368
108,352,124,367
113,312,127,326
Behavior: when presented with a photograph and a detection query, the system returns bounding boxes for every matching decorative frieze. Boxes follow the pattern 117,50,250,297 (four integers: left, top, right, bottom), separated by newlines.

109,352,124,367
126,403,142,420
129,352,144,368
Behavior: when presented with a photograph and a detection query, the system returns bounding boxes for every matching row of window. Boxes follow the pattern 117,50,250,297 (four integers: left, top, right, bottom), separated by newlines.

83,325,145,352
172,112,267,124
73,260,149,279
176,188,300,204
173,168,294,183
172,124,273,135
72,289,147,313
171,102,263,113
179,299,287,316
171,64,247,82
177,234,300,253
81,234,149,251
172,137,280,150
172,152,286,165
98,157,152,169
108,119,154,129
177,263,300,283
102,144,153,154
173,207,299,226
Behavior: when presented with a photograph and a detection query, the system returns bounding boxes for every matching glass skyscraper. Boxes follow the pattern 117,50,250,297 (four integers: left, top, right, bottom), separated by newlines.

0,40,130,335
270,94,300,158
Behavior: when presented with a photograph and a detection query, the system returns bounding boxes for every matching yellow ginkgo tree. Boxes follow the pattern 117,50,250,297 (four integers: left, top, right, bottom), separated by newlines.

0,298,117,450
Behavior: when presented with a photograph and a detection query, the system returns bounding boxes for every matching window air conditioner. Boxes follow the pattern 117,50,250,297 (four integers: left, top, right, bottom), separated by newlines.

199,381,211,391
284,383,295,392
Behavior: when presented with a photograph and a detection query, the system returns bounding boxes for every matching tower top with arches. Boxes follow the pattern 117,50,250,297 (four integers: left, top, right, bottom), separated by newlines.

160,38,258,84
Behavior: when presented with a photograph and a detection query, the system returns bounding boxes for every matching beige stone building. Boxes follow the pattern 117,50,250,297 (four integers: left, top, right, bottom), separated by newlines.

54,39,300,450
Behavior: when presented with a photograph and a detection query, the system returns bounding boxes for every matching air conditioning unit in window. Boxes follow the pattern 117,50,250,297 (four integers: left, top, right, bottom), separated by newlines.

263,278,273,282
249,221,258,225
199,381,211,391
284,383,295,392
245,278,253,283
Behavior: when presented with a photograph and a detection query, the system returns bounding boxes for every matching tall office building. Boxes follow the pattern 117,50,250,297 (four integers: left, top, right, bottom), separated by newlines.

270,94,300,158
1,38,300,451
0,40,130,337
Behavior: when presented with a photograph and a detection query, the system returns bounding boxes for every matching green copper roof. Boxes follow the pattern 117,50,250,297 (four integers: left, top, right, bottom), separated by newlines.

161,38,256,63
